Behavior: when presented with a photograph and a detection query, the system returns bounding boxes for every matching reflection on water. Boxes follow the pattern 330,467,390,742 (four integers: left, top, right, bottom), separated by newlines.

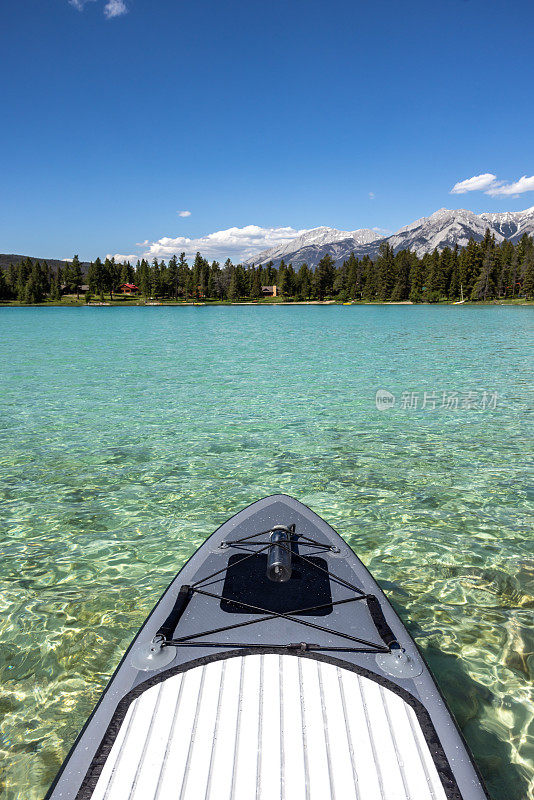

0,306,532,800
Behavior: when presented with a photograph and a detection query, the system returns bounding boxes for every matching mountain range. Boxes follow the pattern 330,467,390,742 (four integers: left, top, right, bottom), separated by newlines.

244,207,534,270
2,207,534,273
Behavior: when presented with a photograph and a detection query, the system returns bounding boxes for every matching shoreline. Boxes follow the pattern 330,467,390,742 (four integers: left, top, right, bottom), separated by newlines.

0,299,533,308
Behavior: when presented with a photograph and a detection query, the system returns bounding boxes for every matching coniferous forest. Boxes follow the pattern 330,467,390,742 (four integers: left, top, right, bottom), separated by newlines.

1,229,533,304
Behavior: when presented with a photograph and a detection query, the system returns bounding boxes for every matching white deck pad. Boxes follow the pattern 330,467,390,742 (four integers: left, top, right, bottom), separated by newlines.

91,654,447,800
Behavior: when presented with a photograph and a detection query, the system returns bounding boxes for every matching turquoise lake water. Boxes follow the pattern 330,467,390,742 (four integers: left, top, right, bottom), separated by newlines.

0,305,532,799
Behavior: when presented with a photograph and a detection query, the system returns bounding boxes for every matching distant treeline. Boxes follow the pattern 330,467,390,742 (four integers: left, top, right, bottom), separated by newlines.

1,230,533,303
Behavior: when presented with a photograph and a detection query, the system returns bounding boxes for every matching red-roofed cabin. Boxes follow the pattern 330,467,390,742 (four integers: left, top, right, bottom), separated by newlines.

120,283,139,295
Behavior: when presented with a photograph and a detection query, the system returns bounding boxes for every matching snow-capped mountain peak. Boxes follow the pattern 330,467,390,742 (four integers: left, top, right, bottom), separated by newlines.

243,207,534,269
244,226,383,268
387,206,534,256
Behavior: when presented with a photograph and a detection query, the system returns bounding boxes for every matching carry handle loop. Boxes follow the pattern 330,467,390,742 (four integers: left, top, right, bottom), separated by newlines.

365,594,398,649
155,584,192,642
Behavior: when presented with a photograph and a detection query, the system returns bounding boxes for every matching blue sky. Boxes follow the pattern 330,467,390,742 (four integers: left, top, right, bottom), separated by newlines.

1,0,533,262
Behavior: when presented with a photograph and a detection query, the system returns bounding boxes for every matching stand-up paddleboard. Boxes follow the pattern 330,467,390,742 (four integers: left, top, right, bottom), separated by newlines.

45,495,489,800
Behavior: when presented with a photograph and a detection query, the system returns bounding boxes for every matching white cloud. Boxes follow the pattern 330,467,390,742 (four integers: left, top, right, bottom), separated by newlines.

104,0,128,17
139,225,309,262
369,192,376,200
68,0,127,16
108,254,139,263
69,0,96,9
450,172,534,197
177,210,191,217
450,173,498,194
485,175,534,196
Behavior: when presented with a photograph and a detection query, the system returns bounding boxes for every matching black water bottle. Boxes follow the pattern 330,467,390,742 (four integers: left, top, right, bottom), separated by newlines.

266,526,292,582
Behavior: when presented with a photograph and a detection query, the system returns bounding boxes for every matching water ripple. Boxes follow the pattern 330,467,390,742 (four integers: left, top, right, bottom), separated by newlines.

0,305,532,800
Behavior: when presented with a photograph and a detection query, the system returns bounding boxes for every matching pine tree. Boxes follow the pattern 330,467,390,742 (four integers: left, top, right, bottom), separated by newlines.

167,255,179,299
177,253,189,298
191,252,203,298
345,253,362,299
23,261,46,303
391,251,412,300
265,260,276,285
469,230,498,301
314,254,335,299
250,267,262,299
518,234,533,297
296,264,312,300
56,266,63,298
88,258,104,294
333,262,347,299
64,254,84,299
199,256,210,298
361,256,377,300
0,269,9,301
62,260,71,295
205,261,217,298
227,264,246,300
138,259,150,298
23,278,37,304
150,258,163,298
375,242,396,300
471,247,497,301
42,262,51,296
497,240,514,298
103,257,119,300
435,247,453,298
120,262,134,286
228,266,239,300
285,263,296,297
278,259,288,296
7,263,17,297
35,261,47,300
462,238,483,297
16,258,32,301
72,254,83,299
217,260,232,300
423,249,442,301
209,261,222,299
448,245,461,299
50,271,62,301
189,252,210,298
522,248,534,299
